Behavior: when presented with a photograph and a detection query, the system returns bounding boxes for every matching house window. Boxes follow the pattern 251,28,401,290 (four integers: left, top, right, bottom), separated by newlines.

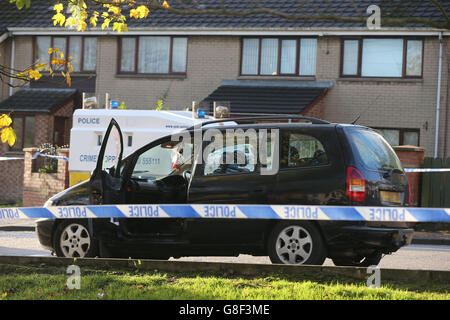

118,36,188,74
241,38,317,76
35,36,97,72
374,128,420,147
10,116,35,151
341,38,423,78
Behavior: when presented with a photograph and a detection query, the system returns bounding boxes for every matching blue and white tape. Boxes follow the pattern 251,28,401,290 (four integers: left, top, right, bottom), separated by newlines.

405,168,450,173
0,157,24,161
0,204,449,223
32,152,69,162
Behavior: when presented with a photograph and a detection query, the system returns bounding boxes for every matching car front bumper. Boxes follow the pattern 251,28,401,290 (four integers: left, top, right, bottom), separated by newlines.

35,218,56,251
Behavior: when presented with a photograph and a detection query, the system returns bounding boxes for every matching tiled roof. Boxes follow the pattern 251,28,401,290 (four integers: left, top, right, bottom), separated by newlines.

0,88,76,113
0,0,448,33
201,80,333,115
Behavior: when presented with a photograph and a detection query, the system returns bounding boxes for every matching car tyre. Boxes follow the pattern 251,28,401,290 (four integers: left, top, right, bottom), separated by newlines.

54,220,98,258
268,221,327,265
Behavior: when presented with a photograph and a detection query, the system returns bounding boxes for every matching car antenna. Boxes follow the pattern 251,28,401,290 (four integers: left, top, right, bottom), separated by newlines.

351,94,381,125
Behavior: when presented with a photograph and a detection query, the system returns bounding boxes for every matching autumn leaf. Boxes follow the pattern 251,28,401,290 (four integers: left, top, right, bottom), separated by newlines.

90,15,98,27
53,3,64,13
162,1,170,9
0,114,12,128
108,6,121,15
28,69,42,81
129,9,139,19
1,127,16,147
102,18,111,29
52,12,66,27
136,5,149,18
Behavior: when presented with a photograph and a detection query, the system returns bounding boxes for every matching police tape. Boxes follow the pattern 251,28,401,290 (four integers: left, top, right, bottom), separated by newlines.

32,152,69,161
404,168,450,173
0,204,449,223
0,153,69,161
0,157,24,161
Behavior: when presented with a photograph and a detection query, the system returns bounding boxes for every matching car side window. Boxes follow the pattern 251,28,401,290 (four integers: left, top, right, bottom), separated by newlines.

202,134,258,176
280,132,328,168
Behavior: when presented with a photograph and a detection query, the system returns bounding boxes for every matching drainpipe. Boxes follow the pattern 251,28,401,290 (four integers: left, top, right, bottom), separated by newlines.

434,32,443,158
9,35,15,96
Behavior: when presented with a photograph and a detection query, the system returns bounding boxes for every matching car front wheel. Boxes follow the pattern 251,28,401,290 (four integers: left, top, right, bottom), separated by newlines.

54,220,98,258
268,221,327,265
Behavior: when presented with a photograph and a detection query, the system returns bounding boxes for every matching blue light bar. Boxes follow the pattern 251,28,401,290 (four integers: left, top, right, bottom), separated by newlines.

111,100,119,108
197,109,206,118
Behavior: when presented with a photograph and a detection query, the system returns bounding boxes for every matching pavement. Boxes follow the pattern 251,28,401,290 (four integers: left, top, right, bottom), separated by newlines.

0,218,449,246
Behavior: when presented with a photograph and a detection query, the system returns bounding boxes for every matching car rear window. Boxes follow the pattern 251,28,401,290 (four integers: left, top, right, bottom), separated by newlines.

345,127,403,171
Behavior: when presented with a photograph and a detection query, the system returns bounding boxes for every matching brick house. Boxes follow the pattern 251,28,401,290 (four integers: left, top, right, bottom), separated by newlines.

0,1,449,203
0,88,75,202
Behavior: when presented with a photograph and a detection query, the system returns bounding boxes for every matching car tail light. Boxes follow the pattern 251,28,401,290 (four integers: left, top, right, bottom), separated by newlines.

347,167,366,203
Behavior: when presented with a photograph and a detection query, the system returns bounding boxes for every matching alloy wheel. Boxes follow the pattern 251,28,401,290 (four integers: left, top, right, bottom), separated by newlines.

275,225,313,264
59,223,91,258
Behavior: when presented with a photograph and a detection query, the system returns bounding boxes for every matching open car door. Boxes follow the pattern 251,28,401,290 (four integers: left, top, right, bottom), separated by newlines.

89,119,124,204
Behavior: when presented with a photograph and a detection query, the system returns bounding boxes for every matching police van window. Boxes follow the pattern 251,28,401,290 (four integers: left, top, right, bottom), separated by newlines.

203,133,257,176
131,141,193,180
97,134,103,146
281,133,328,168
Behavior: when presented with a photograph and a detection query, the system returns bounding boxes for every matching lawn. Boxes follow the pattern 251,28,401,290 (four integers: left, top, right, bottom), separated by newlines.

0,263,448,300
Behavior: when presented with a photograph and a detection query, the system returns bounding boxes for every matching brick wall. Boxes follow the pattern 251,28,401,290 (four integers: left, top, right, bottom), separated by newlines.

22,148,70,207
0,159,24,203
393,145,425,207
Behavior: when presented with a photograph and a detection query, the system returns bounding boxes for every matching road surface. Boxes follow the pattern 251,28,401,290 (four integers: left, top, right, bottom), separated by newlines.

0,231,449,271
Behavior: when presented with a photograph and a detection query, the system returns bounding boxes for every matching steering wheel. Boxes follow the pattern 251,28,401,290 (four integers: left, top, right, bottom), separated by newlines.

183,170,191,182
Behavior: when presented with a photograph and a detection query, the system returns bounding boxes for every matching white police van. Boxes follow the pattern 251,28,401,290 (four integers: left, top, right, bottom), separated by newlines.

69,109,214,186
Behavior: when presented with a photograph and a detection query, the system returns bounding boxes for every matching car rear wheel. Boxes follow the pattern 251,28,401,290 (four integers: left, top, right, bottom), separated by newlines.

54,220,98,258
268,221,327,265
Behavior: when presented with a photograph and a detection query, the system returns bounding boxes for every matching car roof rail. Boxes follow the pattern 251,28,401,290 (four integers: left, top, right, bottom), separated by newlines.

188,115,330,130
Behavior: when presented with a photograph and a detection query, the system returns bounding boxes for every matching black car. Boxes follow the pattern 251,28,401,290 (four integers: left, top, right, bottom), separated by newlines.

37,115,414,266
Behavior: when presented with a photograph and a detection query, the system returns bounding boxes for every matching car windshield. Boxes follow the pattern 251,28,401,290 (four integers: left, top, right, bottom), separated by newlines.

345,127,403,171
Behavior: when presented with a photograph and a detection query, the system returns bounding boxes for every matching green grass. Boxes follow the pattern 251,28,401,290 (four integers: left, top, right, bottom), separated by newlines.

0,263,448,300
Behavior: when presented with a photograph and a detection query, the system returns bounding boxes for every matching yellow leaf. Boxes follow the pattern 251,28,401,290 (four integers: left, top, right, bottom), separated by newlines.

54,3,63,13
113,22,128,33
136,5,149,18
90,15,98,27
77,20,87,32
1,127,16,147
52,12,66,27
28,69,42,81
102,18,111,30
130,9,139,19
0,114,12,128
48,48,53,55
162,1,170,9
108,6,121,15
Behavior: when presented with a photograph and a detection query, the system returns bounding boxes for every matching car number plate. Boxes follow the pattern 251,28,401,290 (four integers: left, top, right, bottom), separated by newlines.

380,191,401,204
